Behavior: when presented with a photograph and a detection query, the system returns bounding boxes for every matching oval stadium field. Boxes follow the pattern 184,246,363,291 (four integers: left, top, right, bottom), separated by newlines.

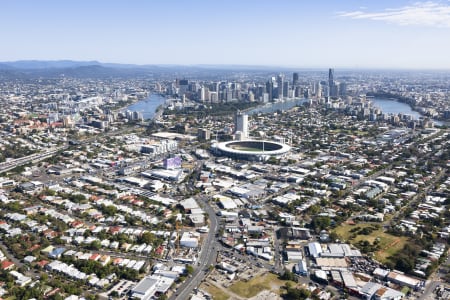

215,140,290,160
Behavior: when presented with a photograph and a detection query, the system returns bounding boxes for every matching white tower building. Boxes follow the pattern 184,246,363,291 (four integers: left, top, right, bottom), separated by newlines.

235,111,249,140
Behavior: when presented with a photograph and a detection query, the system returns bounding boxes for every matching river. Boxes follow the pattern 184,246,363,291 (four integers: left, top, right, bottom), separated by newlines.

371,97,422,119
125,95,308,119
371,97,445,125
247,97,445,125
246,97,424,119
124,94,167,120
126,95,445,126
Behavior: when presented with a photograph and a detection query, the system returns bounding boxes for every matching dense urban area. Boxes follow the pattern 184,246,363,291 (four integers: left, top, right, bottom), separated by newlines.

0,63,450,300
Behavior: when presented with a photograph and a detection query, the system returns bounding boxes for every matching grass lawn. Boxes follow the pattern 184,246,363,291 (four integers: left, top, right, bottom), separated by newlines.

229,272,295,298
333,222,409,263
401,286,410,295
229,146,262,152
201,283,230,300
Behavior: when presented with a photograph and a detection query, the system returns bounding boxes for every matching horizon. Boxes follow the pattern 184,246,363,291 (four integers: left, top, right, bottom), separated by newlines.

3,59,450,72
1,0,450,69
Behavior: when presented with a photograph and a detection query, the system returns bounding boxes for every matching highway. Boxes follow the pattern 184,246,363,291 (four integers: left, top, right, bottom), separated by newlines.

171,196,219,300
0,126,141,174
0,146,67,174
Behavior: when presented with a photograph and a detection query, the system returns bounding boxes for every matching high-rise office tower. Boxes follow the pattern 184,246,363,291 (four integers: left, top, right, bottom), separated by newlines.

248,91,255,102
293,72,299,86
210,82,219,92
283,81,289,99
179,79,189,95
339,82,347,97
295,86,302,98
266,80,274,102
226,88,233,102
328,68,338,98
315,82,322,98
328,68,334,88
277,74,284,99
200,87,206,102
257,86,265,99
209,92,218,103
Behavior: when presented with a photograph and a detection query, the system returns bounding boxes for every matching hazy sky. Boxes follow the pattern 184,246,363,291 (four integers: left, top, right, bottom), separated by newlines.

1,0,450,69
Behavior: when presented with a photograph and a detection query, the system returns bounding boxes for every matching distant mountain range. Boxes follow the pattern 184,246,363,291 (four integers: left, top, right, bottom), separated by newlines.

0,60,303,79
0,60,106,69
1,60,447,74
0,60,301,71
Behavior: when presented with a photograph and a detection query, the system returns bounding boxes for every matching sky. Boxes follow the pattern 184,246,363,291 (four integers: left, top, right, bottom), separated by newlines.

1,0,450,69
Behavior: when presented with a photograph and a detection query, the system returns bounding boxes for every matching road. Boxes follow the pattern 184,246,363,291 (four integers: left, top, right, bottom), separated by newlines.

0,126,137,174
420,249,450,300
272,226,284,274
171,196,219,300
0,241,24,269
390,168,446,226
347,128,445,195
0,146,67,174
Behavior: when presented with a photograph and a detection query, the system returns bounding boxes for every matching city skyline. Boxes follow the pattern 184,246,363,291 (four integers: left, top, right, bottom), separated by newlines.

1,0,450,69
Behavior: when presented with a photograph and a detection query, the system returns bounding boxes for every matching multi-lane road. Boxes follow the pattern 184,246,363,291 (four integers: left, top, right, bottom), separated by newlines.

0,146,67,174
171,196,219,300
0,127,143,175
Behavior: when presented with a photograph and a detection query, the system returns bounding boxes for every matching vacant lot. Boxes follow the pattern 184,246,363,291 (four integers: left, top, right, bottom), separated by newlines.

229,272,295,298
200,282,230,300
333,222,409,263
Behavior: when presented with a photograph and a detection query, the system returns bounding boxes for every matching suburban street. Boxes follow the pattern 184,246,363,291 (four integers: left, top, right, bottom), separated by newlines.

420,250,450,300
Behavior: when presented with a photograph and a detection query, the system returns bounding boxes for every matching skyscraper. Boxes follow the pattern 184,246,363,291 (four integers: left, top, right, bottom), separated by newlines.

266,80,274,102
293,72,299,86
200,87,206,102
328,68,334,92
277,74,284,100
339,82,347,97
314,82,322,98
328,68,338,98
283,81,289,99
178,79,189,96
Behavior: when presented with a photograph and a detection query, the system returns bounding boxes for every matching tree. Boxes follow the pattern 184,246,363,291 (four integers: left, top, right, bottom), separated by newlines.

284,287,310,300
394,255,415,273
102,205,118,217
40,272,48,283
310,216,331,233
44,188,56,196
284,282,293,290
185,265,194,275
89,240,101,250
307,205,320,215
280,268,296,281
109,291,119,298
50,294,65,300
139,232,156,245
69,193,87,203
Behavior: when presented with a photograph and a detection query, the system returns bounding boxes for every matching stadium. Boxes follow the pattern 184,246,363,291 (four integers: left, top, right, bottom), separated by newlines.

214,140,291,161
